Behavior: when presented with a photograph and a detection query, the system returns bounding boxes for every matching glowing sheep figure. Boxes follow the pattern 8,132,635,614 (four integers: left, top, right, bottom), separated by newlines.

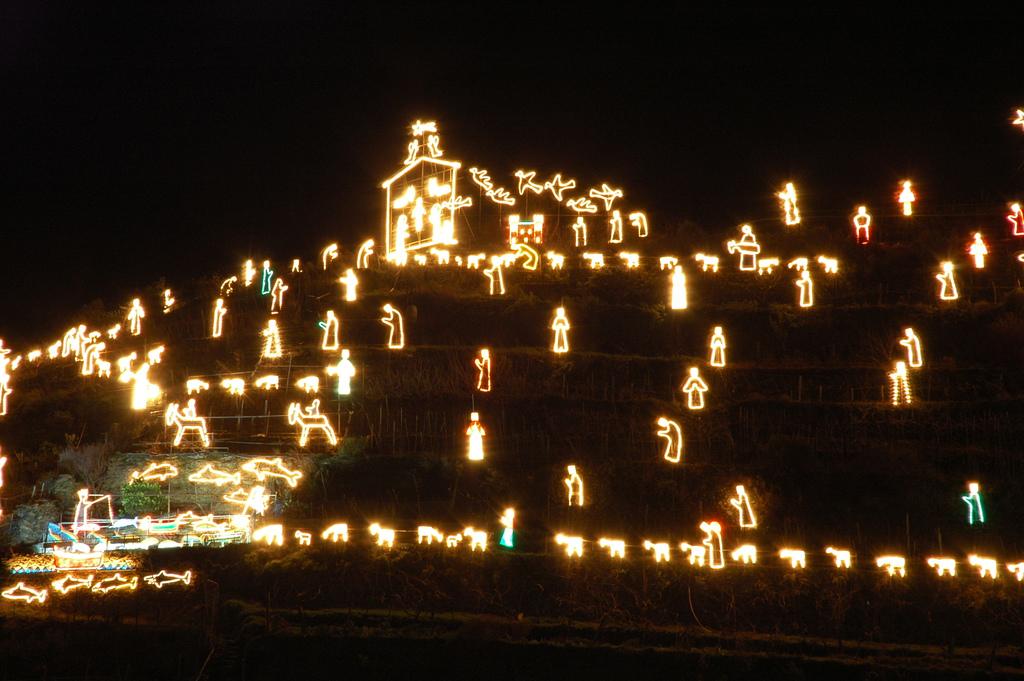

466,412,486,461
551,307,571,354
380,304,405,349
295,376,320,394
927,557,957,577
320,523,349,543
656,417,683,463
825,547,852,569
369,523,396,549
417,526,444,545
1008,203,1024,236
657,256,679,272
691,253,719,272
731,544,758,564
677,542,704,566
165,399,211,448
147,345,165,365
709,326,727,367
795,270,814,308
564,465,584,507
853,205,872,244
876,555,906,577
598,538,626,558
326,349,356,396
817,256,839,274
898,180,916,216
582,252,605,269
1006,562,1024,581
779,549,806,569
729,485,757,529
430,247,451,265
680,367,708,410
670,266,687,310
889,361,912,406
968,232,988,269
253,524,284,546
726,224,760,271
288,399,338,447
618,252,640,269
644,540,672,563
463,527,488,551
555,533,584,557
294,530,312,546
414,254,427,266
545,251,566,270
757,258,780,275
445,533,464,548
254,375,279,391
935,261,959,301
467,253,487,269
700,521,726,569
899,328,923,368
968,554,998,579
221,378,245,395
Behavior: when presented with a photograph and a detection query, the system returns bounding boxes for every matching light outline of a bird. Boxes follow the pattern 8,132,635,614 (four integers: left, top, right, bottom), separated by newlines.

588,183,624,211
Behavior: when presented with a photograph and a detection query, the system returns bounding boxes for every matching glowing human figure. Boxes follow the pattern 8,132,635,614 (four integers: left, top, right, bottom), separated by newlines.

700,521,725,569
242,259,256,287
889,361,912,406
0,454,7,520
1008,203,1024,236
270,277,288,312
1016,109,1024,131
162,288,175,313
499,508,516,548
853,205,871,244
212,298,227,338
709,326,726,367
0,351,10,416
777,182,801,225
656,417,683,463
729,485,757,528
962,482,985,525
572,217,588,247
484,257,506,295
260,260,274,295
72,488,113,533
608,210,624,244
796,270,814,308
356,239,375,268
340,268,359,302
326,349,356,396
321,243,339,270
670,266,687,310
629,211,649,238
261,319,283,358
564,465,584,507
474,349,492,392
127,298,145,336
551,307,571,354
321,310,340,350
466,412,486,461
899,328,923,368
936,261,958,301
680,367,708,410
968,232,988,269
119,362,161,411
726,224,761,271
381,304,405,349
898,180,916,216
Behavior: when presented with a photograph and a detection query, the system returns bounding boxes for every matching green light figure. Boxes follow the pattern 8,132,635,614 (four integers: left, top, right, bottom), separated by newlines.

962,482,985,525
260,260,274,296
499,508,515,549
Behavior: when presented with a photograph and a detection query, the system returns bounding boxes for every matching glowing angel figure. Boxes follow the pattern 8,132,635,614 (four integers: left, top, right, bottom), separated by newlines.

656,417,683,463
962,482,985,525
551,307,571,354
898,180,916,216
726,224,761,271
564,465,584,507
320,310,340,351
608,210,624,244
776,182,801,226
589,183,623,211
681,367,708,410
127,298,145,336
119,361,161,411
356,239,375,268
889,361,912,406
326,348,356,395
795,270,814,308
899,327,923,368
968,232,988,269
380,304,405,349
270,277,288,313
629,211,649,238
466,412,486,461
670,266,688,310
288,399,338,447
261,319,283,358
936,261,959,301
700,521,726,569
484,257,506,295
853,205,871,244
513,170,544,195
340,268,359,302
260,260,274,295
571,217,588,247
162,288,175,313
165,399,211,448
474,348,492,392
729,485,757,528
499,508,516,548
1008,203,1024,236
709,326,727,367
212,298,227,338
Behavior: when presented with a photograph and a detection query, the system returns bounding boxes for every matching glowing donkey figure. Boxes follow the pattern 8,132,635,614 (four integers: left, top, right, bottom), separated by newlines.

287,399,338,447
164,399,211,448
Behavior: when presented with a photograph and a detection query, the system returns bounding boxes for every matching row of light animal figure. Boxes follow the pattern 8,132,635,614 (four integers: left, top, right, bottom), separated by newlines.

2,569,193,605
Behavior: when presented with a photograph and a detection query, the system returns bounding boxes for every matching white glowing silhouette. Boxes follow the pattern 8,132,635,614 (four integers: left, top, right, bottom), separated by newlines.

693,253,719,272
466,412,486,461
936,261,958,301
608,210,624,244
618,251,639,269
729,485,757,529
678,542,705,566
321,243,338,270
254,375,280,391
629,211,649,237
119,362,161,411
270,277,288,313
417,526,444,545
544,173,576,201
551,307,571,354
356,239,375,268
700,520,726,569
340,268,359,302
795,270,814,308
564,465,584,507
681,367,708,410
732,544,758,564
566,197,598,214
876,555,906,577
212,298,227,338
381,304,405,349
320,310,340,351
484,257,506,295
968,554,998,579
709,326,726,367
898,180,916,216
572,217,588,247
646,541,673,563
826,547,852,569
261,319,283,359
165,399,211,448
253,524,284,546
727,225,760,271
555,533,584,557
287,399,338,447
513,170,544,195
889,361,912,406
927,557,957,577
321,523,349,543
582,252,605,269
777,182,801,225
295,375,320,393
670,266,687,310
757,258,780,275
598,538,626,558
779,549,806,569
853,205,871,244
1009,203,1024,236
326,349,356,396
968,232,988,269
242,457,303,487
508,214,544,246
899,328,923,368
127,298,145,336
787,257,808,272
475,349,491,392
656,417,683,463
162,288,175,313
546,251,566,270
817,256,839,274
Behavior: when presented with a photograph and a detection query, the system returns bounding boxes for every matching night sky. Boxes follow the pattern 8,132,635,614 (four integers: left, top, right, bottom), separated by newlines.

2,6,1020,342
